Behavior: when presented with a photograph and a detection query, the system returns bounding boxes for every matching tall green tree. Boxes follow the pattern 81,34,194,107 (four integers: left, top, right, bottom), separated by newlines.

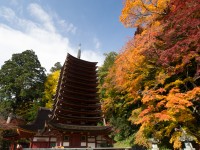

0,50,46,120
50,62,62,72
98,52,137,147
98,52,118,99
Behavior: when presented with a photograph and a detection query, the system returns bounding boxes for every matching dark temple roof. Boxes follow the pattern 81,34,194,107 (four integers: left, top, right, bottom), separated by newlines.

18,107,51,133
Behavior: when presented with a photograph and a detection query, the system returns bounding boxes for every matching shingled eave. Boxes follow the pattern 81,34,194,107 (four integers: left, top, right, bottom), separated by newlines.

48,121,112,134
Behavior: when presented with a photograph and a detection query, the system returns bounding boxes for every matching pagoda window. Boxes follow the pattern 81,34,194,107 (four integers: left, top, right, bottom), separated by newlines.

81,135,86,142
64,135,69,142
63,135,70,147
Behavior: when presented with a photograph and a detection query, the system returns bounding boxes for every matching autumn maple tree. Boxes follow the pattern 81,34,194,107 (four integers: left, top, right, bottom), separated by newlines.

102,0,200,148
120,0,170,27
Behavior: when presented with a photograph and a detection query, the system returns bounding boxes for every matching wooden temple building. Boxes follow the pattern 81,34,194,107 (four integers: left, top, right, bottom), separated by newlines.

10,52,112,148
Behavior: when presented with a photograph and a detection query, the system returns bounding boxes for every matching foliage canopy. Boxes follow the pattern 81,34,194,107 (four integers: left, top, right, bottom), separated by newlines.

0,50,46,120
103,0,200,148
43,70,60,108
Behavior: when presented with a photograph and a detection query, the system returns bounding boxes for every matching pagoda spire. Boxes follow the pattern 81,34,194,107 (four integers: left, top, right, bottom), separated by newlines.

77,43,81,59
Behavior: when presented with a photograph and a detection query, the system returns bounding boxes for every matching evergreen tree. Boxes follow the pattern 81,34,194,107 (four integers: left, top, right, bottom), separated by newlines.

0,50,46,120
50,62,62,72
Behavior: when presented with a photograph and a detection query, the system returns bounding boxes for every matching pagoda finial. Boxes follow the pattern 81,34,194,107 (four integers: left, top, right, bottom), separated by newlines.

77,43,81,59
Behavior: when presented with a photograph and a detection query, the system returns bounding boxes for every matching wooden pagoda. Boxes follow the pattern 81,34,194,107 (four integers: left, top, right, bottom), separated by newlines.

16,53,112,148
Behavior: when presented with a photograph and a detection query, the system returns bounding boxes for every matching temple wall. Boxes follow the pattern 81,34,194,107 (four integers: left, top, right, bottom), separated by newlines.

63,142,70,146
88,143,96,148
81,142,87,146
33,137,49,142
30,134,111,148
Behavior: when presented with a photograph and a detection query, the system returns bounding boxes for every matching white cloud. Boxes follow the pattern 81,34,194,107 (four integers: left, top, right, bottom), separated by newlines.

0,3,104,73
28,3,55,32
81,50,104,64
0,23,72,72
58,19,77,34
0,7,16,22
93,37,101,49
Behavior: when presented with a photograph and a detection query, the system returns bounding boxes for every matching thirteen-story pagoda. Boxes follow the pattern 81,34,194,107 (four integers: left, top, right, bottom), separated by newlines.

16,52,112,148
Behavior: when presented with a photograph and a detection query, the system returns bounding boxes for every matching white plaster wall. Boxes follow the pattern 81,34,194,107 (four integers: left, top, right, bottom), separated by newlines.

81,142,86,146
33,137,49,141
88,143,95,148
63,142,69,146
50,137,56,142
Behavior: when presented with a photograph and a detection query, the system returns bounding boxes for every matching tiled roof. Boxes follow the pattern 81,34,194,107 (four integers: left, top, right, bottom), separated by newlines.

18,107,51,132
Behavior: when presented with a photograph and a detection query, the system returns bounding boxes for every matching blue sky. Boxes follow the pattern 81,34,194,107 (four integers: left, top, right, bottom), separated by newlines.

0,0,135,72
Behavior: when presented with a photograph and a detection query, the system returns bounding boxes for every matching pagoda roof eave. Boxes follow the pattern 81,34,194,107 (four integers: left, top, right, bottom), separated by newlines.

67,53,98,66
48,121,111,133
60,89,98,97
66,64,98,74
64,67,98,79
57,100,101,108
58,95,99,103
62,78,98,87
63,82,98,93
52,114,102,121
67,56,98,69
55,106,101,115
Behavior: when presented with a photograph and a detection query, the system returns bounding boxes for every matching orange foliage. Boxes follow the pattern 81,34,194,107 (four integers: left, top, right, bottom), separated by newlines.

166,88,193,109
102,0,200,148
109,21,163,101
120,0,170,27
